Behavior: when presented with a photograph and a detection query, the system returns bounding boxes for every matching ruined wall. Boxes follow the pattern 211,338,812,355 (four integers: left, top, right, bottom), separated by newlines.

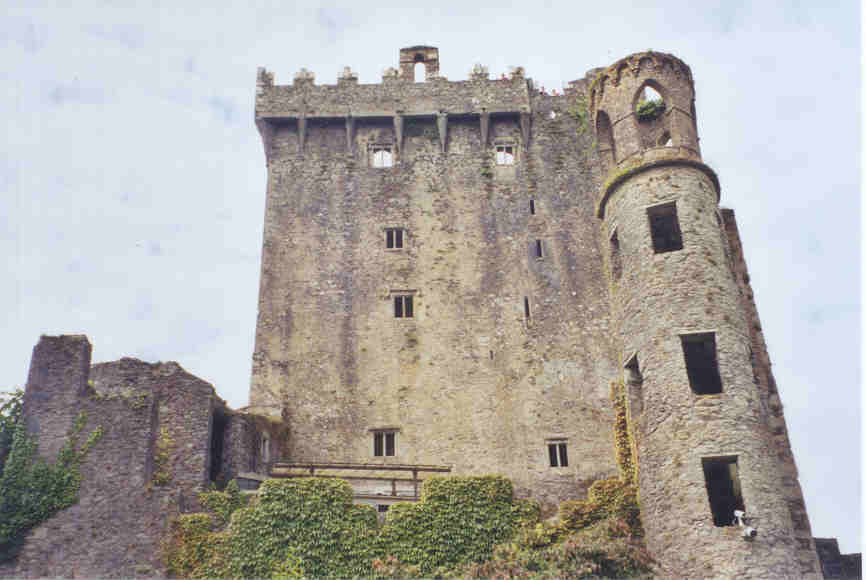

1,336,286,579
250,48,621,507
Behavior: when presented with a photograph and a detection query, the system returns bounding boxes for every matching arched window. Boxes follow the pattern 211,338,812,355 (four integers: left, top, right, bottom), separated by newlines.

596,110,615,165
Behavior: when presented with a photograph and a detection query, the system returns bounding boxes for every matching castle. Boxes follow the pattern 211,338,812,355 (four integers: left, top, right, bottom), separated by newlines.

2,47,856,579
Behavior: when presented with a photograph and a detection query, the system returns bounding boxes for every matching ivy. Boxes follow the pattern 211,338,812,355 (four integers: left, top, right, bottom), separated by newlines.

150,426,174,488
635,98,666,122
199,480,248,527
0,411,102,561
0,389,23,477
163,476,537,579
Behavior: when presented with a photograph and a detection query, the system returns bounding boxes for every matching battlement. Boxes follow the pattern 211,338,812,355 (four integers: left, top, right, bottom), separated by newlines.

255,45,534,120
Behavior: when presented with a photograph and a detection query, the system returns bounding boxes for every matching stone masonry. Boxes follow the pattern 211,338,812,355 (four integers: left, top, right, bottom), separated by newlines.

249,47,826,577
1,335,287,579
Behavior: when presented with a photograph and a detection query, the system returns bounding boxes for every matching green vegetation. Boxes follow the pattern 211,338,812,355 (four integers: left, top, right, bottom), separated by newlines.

0,389,24,477
150,426,174,488
163,381,649,578
635,98,666,122
0,407,102,561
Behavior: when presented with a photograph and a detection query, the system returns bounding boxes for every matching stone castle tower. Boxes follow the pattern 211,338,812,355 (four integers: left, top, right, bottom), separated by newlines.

250,47,823,577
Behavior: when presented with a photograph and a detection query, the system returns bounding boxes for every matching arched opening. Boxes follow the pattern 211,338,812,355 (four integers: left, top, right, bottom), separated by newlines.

414,54,425,82
633,81,667,122
658,131,672,147
596,110,615,166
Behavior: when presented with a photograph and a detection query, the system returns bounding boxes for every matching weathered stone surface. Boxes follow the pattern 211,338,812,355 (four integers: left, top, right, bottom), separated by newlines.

1,336,287,579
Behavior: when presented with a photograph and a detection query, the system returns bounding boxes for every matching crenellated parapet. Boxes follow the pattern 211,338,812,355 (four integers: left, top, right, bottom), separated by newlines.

254,46,534,156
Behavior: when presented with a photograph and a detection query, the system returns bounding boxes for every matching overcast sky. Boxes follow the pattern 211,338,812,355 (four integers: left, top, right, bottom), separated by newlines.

2,0,860,553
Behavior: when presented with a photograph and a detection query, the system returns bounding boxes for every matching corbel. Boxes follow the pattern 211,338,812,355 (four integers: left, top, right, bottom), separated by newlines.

393,113,404,152
437,111,448,153
520,111,531,149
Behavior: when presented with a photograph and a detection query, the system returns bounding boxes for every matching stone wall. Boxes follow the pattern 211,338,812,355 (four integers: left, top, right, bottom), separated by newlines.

591,51,823,578
250,47,621,509
1,335,287,579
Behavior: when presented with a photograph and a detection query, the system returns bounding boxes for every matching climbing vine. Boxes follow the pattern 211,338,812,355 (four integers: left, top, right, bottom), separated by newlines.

0,411,103,560
150,426,174,488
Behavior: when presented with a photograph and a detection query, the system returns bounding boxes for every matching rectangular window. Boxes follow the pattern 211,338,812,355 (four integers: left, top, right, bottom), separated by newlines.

371,146,393,168
373,431,396,457
377,504,390,513
523,296,530,320
647,201,683,253
386,228,404,249
702,456,745,526
495,145,515,165
610,230,622,280
548,442,568,467
529,199,535,215
681,332,723,394
535,239,544,259
394,295,413,318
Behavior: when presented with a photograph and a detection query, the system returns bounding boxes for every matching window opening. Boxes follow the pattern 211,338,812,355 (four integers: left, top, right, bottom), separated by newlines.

373,431,396,457
260,433,270,463
414,62,425,83
647,202,683,253
394,295,413,318
523,296,530,320
377,504,390,513
625,354,642,385
658,131,672,147
610,230,622,281
371,146,393,168
209,410,229,482
496,145,515,165
702,456,744,526
548,442,568,467
681,332,723,394
529,199,535,215
535,239,543,259
642,85,662,102
386,228,404,249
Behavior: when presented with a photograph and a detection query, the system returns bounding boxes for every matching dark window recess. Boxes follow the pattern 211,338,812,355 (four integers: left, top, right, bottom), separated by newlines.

386,228,404,249
535,239,543,258
681,332,723,394
529,199,536,215
548,442,568,467
647,202,683,253
610,231,622,280
524,297,531,319
377,504,390,513
209,410,229,482
394,295,413,318
374,431,396,457
702,456,745,526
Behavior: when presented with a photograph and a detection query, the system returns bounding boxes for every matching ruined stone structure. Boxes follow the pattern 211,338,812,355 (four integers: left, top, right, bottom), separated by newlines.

4,47,853,579
1,335,287,578
249,47,826,577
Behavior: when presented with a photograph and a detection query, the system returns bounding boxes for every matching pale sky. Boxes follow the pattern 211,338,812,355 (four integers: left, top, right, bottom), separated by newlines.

2,1,860,553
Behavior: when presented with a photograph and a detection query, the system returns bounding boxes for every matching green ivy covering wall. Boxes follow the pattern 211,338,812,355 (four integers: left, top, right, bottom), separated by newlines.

164,475,536,579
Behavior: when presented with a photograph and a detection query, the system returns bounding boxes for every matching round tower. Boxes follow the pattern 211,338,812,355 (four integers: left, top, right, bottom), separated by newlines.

590,52,820,578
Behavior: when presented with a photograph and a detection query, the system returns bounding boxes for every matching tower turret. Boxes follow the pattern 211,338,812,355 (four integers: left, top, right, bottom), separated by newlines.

590,51,823,578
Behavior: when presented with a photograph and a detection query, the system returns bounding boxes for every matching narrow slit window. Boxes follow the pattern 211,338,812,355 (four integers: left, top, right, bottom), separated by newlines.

647,202,683,253
548,442,568,467
523,297,530,319
371,146,393,168
373,431,396,457
610,230,622,281
386,228,404,249
529,199,536,215
681,332,723,394
496,145,515,165
535,239,543,259
702,456,745,526
394,295,413,318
